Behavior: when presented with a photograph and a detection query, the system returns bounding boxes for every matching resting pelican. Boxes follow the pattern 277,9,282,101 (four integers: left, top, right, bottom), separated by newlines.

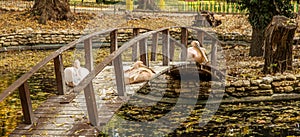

124,61,156,84
187,41,209,64
64,59,89,87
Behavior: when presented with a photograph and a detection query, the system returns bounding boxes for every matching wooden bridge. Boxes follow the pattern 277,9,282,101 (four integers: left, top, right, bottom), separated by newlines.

0,26,225,136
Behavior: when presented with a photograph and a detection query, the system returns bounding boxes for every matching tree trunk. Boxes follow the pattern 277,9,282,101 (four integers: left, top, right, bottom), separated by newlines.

249,28,264,57
32,0,73,24
263,16,298,74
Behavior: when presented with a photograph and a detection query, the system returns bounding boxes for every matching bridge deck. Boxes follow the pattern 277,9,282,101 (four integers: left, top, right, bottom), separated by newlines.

10,62,174,136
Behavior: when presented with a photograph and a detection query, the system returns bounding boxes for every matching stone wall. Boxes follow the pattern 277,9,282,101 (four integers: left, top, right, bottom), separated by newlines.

0,30,188,47
225,73,300,97
0,31,83,47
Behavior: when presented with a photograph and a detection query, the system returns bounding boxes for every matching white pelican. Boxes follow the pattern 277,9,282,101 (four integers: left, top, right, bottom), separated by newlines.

187,41,209,64
64,59,89,87
124,61,156,84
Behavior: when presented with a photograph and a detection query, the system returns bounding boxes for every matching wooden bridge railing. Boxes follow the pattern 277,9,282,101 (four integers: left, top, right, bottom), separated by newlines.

0,26,222,127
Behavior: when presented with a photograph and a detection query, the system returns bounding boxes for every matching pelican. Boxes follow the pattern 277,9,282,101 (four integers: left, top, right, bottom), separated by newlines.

64,59,89,87
124,61,156,84
187,41,209,64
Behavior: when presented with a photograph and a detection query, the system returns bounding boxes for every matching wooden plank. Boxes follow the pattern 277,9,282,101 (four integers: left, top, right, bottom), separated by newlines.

84,38,94,71
151,33,158,61
83,83,99,126
18,81,34,124
109,30,118,66
197,30,204,44
211,40,217,66
139,38,148,66
132,28,140,61
162,29,170,66
180,27,188,61
54,54,66,95
113,57,126,96
170,39,175,61
111,30,126,96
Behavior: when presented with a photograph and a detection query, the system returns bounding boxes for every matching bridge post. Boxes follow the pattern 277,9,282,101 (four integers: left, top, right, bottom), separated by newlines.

83,38,99,126
211,40,217,66
181,27,188,61
162,29,170,66
111,30,126,96
139,38,149,67
197,31,204,44
132,28,140,61
170,39,175,61
54,54,66,95
18,81,34,124
151,33,158,61
84,38,94,71
84,83,99,126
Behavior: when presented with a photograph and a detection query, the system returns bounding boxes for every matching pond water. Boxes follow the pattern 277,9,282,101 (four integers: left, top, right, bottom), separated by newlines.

99,66,300,137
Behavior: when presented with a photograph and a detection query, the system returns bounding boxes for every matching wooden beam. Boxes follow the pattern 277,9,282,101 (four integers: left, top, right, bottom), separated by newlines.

132,28,140,61
151,33,158,61
111,30,126,96
18,81,34,124
197,30,204,45
110,30,118,66
180,27,188,61
139,38,148,67
211,40,217,67
54,54,66,95
84,38,94,71
170,39,175,61
83,83,99,126
162,29,170,66
113,56,126,96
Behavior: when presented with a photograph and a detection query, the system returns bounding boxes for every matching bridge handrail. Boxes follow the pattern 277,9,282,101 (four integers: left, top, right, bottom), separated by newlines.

73,26,223,93
0,26,222,126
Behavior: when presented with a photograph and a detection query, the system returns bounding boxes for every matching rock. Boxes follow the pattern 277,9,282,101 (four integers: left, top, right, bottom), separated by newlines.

262,77,273,84
232,80,243,87
252,90,273,96
271,81,282,87
259,84,272,90
242,80,251,87
294,87,300,92
225,87,235,93
10,42,18,46
282,80,295,86
0,41,4,44
283,86,293,92
286,74,297,81
236,87,245,92
245,86,259,91
295,74,300,80
274,87,284,93
3,42,10,46
250,79,262,86
7,36,14,39
225,81,231,87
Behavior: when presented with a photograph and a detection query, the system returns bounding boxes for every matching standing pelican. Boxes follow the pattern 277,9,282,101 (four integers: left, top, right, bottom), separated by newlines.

124,61,156,84
64,59,89,87
187,41,209,64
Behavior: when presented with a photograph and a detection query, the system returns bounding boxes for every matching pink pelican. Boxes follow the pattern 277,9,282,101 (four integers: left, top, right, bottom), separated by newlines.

187,41,209,64
124,61,156,84
64,59,89,87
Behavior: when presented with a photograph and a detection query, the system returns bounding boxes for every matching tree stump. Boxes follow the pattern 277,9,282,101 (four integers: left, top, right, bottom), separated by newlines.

192,11,221,27
263,16,298,74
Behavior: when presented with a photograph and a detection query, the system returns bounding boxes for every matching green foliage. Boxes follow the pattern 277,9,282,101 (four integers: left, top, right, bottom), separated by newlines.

238,0,295,29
